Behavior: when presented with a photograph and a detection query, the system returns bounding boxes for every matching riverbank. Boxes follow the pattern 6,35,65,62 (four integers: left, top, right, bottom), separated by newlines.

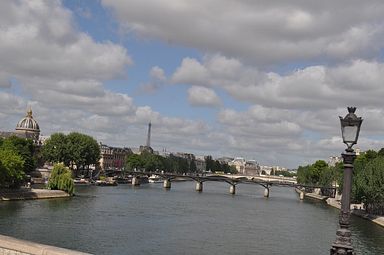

325,196,384,228
0,234,90,255
0,188,70,201
296,188,384,228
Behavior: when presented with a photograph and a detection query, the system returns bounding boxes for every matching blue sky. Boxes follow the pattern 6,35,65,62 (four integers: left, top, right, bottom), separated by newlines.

1,0,384,168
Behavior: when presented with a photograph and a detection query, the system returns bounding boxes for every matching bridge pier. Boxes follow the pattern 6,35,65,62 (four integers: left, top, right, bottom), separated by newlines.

163,179,171,189
299,191,305,200
195,181,203,192
264,187,270,198
131,176,140,186
229,184,236,195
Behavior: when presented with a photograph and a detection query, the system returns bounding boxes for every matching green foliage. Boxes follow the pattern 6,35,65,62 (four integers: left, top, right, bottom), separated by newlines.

67,132,101,171
354,156,384,215
332,162,344,192
47,163,74,195
204,156,233,173
163,154,188,173
205,155,214,172
229,165,238,174
297,160,334,186
0,147,25,188
298,148,384,215
125,153,233,174
125,154,144,170
42,132,100,174
189,160,197,172
42,133,70,165
141,152,164,172
272,170,296,178
1,136,36,173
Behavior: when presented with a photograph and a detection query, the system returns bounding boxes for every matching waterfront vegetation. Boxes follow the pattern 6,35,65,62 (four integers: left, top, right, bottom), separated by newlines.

125,152,237,174
42,132,100,176
0,131,99,192
0,136,36,188
272,170,296,178
297,149,384,215
47,163,74,195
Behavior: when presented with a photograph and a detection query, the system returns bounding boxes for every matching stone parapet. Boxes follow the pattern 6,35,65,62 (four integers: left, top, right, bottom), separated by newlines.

0,234,91,255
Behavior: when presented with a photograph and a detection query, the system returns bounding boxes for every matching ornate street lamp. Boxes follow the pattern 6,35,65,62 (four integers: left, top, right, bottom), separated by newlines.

330,107,363,255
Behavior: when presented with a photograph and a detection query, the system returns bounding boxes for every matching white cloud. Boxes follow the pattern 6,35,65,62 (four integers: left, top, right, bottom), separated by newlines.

102,0,384,64
138,66,167,93
187,86,221,107
0,0,212,156
171,55,384,110
3,0,384,169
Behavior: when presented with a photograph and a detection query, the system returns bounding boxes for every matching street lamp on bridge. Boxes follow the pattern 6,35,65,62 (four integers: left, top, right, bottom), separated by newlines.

330,107,363,255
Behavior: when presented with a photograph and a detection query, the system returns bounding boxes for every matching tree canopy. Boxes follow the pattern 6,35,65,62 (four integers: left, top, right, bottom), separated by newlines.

124,153,234,174
0,146,25,188
297,160,335,186
352,151,384,215
42,132,100,174
298,148,384,215
47,163,74,195
0,136,39,188
1,136,36,174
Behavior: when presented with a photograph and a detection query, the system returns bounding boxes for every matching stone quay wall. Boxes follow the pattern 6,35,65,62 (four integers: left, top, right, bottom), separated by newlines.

295,188,384,228
0,234,91,255
0,189,69,201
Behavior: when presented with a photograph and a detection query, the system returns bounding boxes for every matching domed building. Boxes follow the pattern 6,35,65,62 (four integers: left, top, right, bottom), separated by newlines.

0,107,41,144
15,108,40,142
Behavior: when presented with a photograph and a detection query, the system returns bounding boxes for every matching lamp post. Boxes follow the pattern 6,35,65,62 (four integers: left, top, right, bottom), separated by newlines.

330,107,363,255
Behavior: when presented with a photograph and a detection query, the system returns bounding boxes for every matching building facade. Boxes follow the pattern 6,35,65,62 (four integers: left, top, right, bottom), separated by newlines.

228,157,246,174
244,160,261,175
99,143,132,171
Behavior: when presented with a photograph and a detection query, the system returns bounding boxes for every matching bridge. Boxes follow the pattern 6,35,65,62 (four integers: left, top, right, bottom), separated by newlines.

124,171,336,199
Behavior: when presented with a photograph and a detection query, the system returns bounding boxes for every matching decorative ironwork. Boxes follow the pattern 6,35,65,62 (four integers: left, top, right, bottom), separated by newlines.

330,107,362,255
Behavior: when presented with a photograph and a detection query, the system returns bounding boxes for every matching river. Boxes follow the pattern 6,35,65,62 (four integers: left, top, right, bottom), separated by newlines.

0,181,383,254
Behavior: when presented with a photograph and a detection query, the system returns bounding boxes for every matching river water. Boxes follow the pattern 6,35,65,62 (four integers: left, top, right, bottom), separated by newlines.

0,182,383,255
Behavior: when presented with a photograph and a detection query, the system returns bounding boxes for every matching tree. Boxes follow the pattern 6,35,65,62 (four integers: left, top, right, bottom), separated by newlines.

189,159,197,173
163,155,179,173
354,156,384,215
42,133,70,166
67,132,101,173
0,147,25,188
141,152,164,172
297,160,333,186
1,136,36,174
273,170,296,178
125,154,144,171
205,156,214,172
47,163,74,195
42,132,100,176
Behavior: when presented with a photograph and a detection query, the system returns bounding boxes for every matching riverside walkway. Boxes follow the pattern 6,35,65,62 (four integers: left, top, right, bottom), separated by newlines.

0,188,70,201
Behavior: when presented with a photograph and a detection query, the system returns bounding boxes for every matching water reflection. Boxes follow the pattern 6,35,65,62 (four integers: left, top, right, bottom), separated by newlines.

0,182,383,255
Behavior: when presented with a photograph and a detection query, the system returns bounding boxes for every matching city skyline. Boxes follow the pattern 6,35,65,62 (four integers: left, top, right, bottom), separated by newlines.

1,1,384,168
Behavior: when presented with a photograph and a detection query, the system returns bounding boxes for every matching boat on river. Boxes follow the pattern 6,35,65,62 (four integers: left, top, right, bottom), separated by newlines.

95,178,117,186
148,175,162,183
73,178,91,185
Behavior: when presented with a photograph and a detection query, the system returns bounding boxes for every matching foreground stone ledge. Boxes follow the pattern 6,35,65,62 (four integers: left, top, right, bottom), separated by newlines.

0,189,70,201
0,234,91,255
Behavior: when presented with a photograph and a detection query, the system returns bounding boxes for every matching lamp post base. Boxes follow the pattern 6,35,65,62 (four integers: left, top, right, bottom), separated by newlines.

330,229,354,255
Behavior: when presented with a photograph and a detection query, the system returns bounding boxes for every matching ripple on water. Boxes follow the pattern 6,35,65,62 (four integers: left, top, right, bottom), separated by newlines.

0,183,383,255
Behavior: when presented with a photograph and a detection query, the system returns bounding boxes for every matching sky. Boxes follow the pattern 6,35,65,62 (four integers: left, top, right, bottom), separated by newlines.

1,0,384,168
